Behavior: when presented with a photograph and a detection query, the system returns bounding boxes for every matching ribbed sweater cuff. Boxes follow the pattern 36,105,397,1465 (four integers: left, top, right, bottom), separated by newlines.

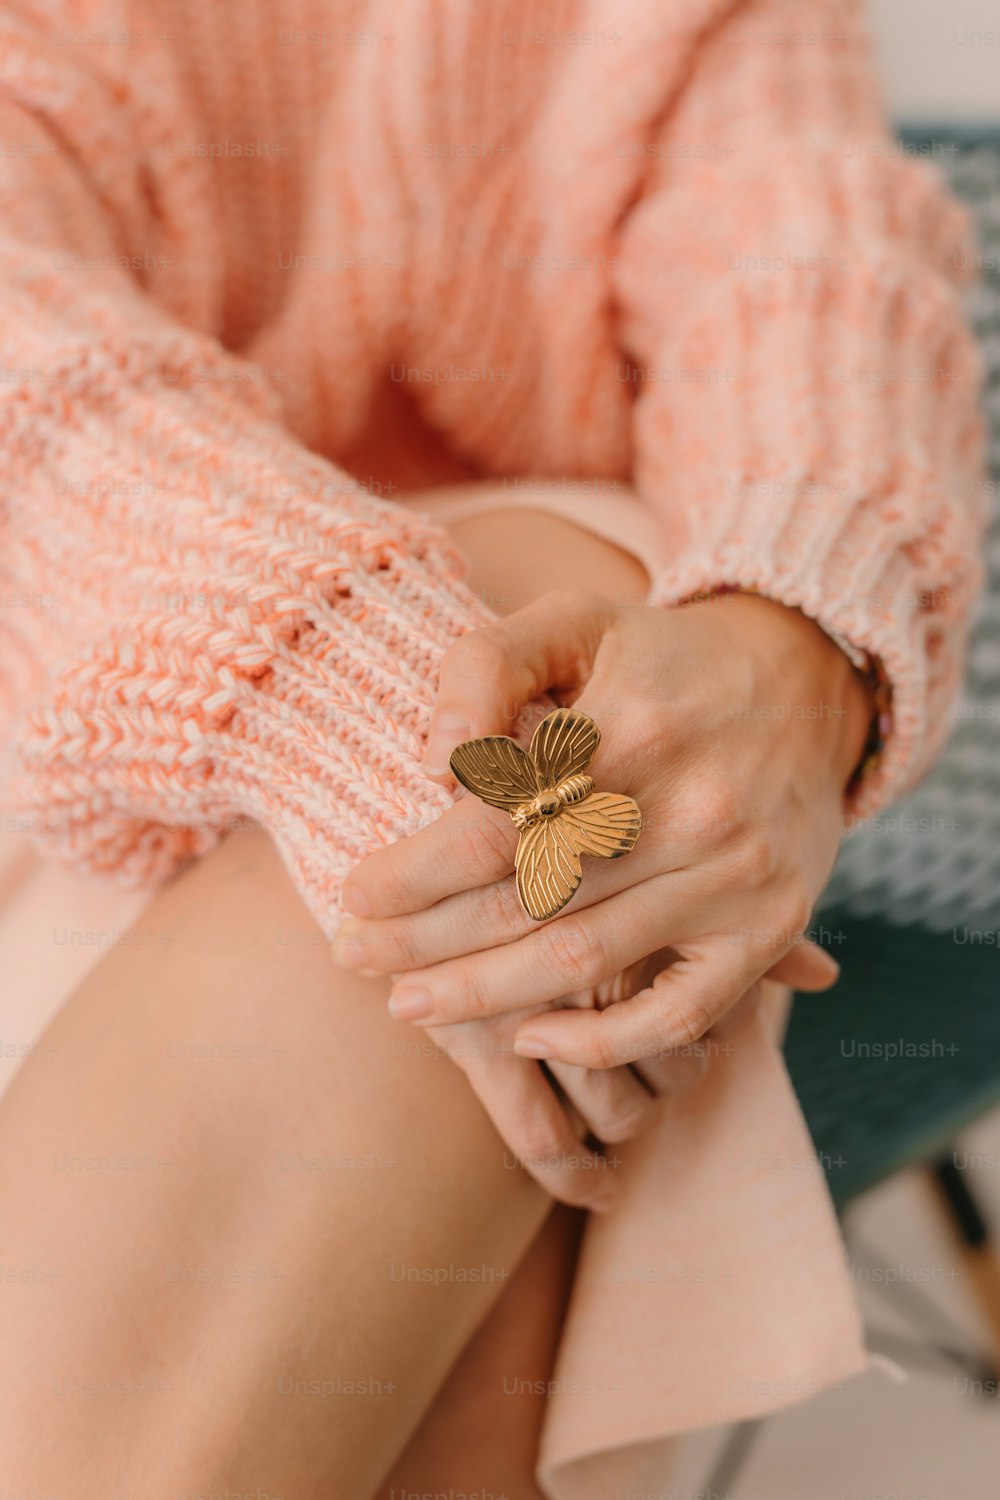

12,539,492,937
3,356,495,935
640,259,985,818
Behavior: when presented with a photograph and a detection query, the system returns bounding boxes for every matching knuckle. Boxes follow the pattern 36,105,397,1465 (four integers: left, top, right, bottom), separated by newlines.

692,779,741,839
627,704,667,756
452,813,513,884
453,966,491,1019
777,884,813,940
580,1023,624,1070
361,860,413,917
454,628,513,688
733,827,779,886
656,991,714,1051
539,918,608,991
624,716,668,779
382,919,421,970
476,876,528,941
671,778,740,844
593,1092,652,1143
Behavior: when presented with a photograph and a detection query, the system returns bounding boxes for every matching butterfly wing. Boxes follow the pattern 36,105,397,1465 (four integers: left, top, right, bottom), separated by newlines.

529,708,600,788
514,794,642,921
515,819,584,921
559,792,643,860
449,736,539,811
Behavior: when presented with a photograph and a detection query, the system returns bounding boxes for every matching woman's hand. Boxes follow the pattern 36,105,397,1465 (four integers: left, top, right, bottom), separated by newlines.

339,589,870,1073
367,954,712,1214
335,506,718,1214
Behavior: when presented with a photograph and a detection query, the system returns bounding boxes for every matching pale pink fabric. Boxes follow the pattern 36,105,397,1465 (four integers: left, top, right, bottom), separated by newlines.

0,0,983,1490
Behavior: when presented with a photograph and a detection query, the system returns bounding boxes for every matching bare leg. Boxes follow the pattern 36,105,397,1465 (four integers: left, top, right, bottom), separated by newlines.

380,1204,584,1500
0,825,551,1497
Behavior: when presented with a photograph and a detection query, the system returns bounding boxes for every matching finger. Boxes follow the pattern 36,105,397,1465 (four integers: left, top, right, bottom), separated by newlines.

386,870,703,1026
544,1059,657,1144
599,950,713,1096
341,794,517,921
765,940,840,992
459,1047,618,1212
631,980,767,1092
337,870,530,972
422,589,619,777
337,835,666,973
513,941,765,1069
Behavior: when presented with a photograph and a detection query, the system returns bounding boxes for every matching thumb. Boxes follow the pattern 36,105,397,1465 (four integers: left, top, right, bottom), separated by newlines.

423,588,618,779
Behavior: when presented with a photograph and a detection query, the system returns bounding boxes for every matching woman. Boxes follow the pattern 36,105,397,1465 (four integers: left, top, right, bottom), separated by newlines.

0,0,983,1494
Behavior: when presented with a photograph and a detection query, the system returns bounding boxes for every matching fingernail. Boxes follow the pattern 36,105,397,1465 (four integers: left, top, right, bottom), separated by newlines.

424,712,471,775
332,926,384,979
332,920,369,969
513,1035,553,1060
388,988,434,1022
341,885,371,919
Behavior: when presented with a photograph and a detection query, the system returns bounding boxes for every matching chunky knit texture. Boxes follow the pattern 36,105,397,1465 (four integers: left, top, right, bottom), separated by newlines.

0,0,985,932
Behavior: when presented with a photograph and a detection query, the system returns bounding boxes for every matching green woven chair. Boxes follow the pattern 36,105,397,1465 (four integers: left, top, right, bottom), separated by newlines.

785,913,1000,1214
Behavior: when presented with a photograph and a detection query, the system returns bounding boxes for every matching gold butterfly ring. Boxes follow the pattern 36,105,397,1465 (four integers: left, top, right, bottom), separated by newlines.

448,708,642,922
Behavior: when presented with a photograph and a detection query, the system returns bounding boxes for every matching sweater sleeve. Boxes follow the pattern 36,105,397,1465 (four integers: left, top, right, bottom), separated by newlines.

0,9,490,933
611,0,986,816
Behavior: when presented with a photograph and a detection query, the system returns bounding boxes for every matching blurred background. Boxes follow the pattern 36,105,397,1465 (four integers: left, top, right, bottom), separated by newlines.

873,0,1000,126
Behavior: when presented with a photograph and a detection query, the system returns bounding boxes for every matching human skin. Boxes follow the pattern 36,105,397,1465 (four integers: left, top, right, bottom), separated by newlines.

0,819,563,1497
340,554,873,1078
365,508,801,1214
0,507,710,1496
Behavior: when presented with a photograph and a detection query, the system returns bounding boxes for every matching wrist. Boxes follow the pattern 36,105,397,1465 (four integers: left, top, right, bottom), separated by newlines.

705,593,876,791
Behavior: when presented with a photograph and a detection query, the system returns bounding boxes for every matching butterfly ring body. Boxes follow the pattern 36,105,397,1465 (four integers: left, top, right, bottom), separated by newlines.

511,773,594,829
448,708,641,921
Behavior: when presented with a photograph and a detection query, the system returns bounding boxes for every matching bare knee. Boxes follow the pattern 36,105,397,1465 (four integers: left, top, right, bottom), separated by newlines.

0,828,545,1496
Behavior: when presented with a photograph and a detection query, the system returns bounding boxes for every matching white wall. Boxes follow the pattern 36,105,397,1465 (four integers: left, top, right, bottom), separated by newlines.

870,0,1000,124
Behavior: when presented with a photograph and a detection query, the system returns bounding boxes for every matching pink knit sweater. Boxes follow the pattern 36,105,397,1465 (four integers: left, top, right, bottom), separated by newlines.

0,0,984,936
